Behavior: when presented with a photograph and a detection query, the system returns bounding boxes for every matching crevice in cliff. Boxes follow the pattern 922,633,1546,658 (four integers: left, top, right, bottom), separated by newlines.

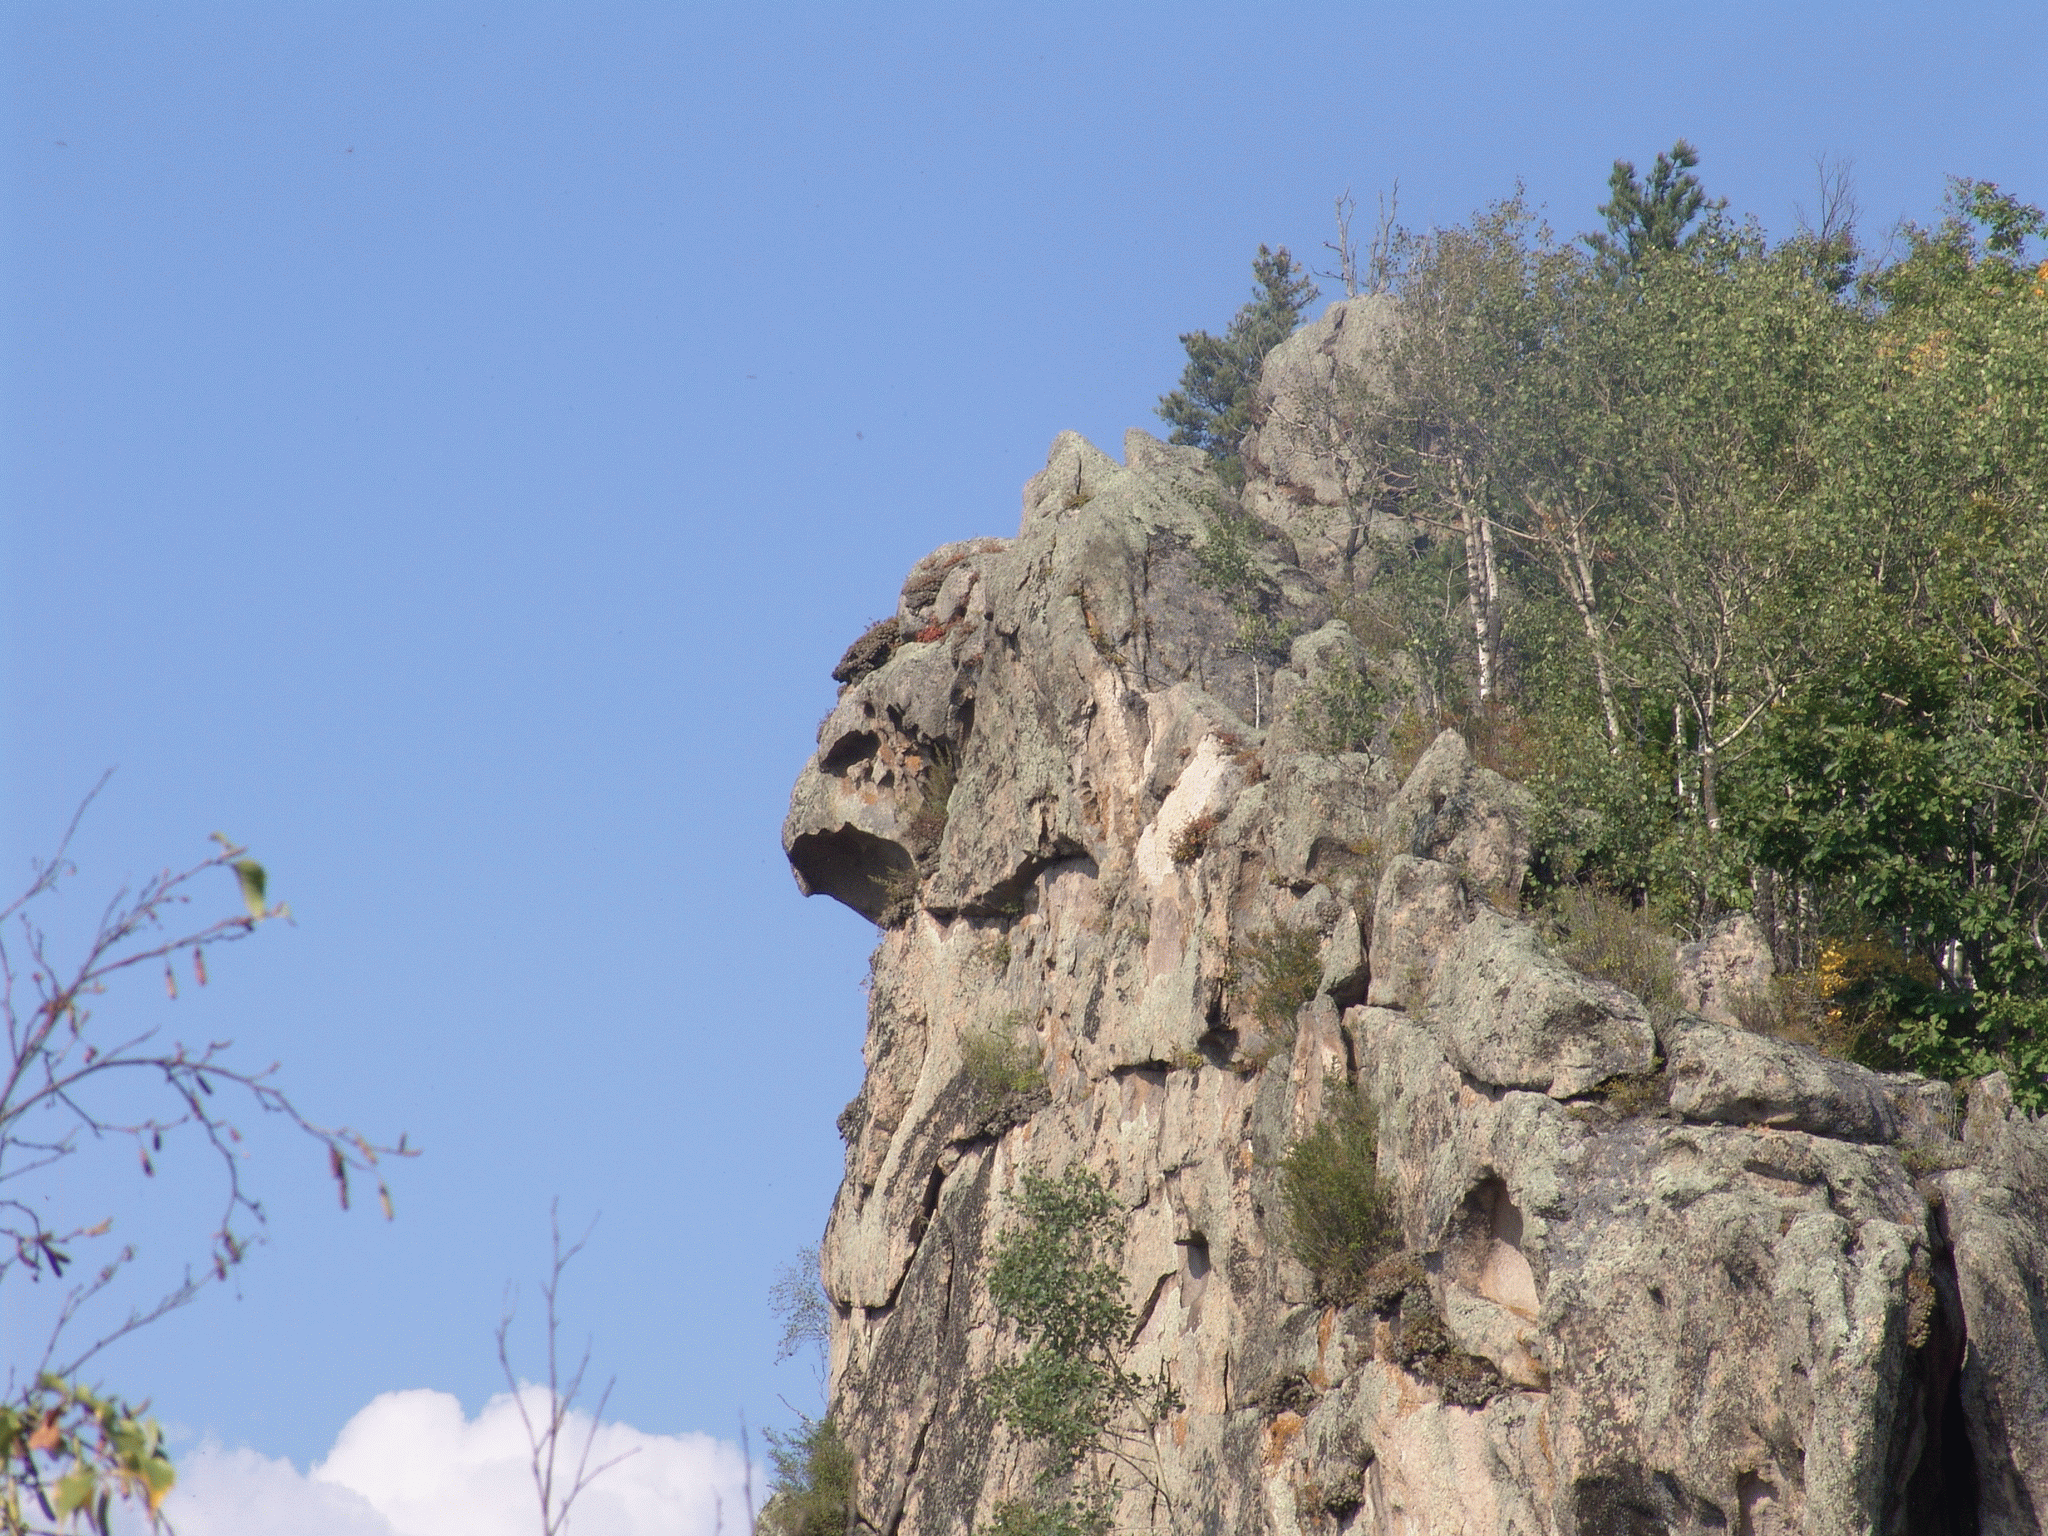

906,1162,947,1256
1901,1242,1979,1534
1127,1267,1175,1348
883,1364,939,1536
1196,1025,1238,1069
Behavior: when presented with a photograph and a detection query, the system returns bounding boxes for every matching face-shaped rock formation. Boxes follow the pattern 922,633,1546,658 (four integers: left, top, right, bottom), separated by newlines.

784,425,2047,1536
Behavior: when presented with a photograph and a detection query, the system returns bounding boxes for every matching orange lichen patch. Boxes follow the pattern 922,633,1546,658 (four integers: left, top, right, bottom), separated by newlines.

1171,1414,1190,1449
1312,1306,1336,1387
1263,1412,1305,1471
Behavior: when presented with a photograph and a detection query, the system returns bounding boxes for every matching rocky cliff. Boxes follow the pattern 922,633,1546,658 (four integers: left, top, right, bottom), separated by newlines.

782,306,2048,1535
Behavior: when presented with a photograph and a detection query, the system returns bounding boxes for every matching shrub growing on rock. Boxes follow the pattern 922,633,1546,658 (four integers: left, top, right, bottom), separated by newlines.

1279,1082,1398,1301
762,1416,855,1536
1540,886,1679,1013
979,1489,1112,1536
1290,654,1384,755
962,1015,1044,1099
984,1170,1142,1467
1233,924,1324,1032
979,1168,1178,1536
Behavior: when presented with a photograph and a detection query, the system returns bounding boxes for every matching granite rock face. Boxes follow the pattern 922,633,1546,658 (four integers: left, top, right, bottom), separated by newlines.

783,427,2047,1535
1237,295,1403,587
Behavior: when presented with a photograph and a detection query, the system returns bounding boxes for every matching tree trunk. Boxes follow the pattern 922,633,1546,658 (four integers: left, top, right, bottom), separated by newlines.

1561,524,1621,745
1462,508,1491,701
1673,701,1687,805
1461,503,1500,702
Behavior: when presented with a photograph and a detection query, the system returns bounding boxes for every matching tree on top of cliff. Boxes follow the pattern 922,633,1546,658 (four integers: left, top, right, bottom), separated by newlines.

1157,245,1318,484
1585,138,1728,278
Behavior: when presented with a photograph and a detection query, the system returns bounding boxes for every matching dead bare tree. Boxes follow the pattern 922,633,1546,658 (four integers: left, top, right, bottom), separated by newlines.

496,1203,639,1536
1319,180,1402,299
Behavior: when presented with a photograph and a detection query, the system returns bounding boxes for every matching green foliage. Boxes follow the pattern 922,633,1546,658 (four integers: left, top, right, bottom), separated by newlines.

1303,149,2048,1102
979,1489,1112,1536
1539,886,1680,1013
1233,924,1324,1032
1190,495,1266,597
762,1416,856,1536
1190,493,1295,663
983,1169,1142,1468
1910,996,2048,1113
1,1376,175,1536
962,1016,1047,1099
1156,153,2048,1096
978,1170,1181,1536
1586,138,1727,277
1290,652,1384,755
1159,245,1319,481
1278,1080,1398,1301
1812,942,2048,1109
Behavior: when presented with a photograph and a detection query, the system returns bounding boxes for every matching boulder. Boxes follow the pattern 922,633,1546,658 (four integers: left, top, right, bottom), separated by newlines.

1425,908,1657,1097
1381,728,1532,901
1365,855,1467,1010
1238,295,1402,585
1665,1015,1936,1143
1676,911,1776,1025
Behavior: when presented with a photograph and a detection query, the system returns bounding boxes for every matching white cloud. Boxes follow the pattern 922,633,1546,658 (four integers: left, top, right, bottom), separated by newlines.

151,1388,759,1536
145,1443,392,1536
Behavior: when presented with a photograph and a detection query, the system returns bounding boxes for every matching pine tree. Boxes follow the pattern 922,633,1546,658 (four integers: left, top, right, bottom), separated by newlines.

1586,139,1726,277
1158,245,1319,480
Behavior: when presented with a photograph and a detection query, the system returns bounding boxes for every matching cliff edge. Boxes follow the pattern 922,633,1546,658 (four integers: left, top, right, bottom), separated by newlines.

782,387,2048,1534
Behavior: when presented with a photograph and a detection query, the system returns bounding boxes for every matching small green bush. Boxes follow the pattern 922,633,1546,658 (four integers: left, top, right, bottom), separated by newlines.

1279,1080,1398,1302
1234,924,1324,1031
962,1016,1045,1099
1541,886,1679,1012
979,1490,1112,1536
762,1416,856,1536
1191,497,1269,598
984,1169,1140,1468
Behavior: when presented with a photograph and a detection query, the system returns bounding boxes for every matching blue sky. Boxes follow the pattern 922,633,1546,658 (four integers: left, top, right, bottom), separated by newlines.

4,0,2043,1523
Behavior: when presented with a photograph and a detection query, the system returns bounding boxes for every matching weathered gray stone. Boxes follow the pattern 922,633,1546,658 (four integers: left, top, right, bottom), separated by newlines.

1364,855,1466,1010
1381,727,1532,900
1263,749,1389,896
1937,1102,2048,1532
1019,429,1121,529
1676,911,1777,1025
1666,1015,1932,1143
1426,908,1657,1096
1239,296,1402,586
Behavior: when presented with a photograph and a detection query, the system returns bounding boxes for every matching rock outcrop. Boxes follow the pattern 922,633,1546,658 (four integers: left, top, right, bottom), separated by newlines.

784,424,2048,1534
